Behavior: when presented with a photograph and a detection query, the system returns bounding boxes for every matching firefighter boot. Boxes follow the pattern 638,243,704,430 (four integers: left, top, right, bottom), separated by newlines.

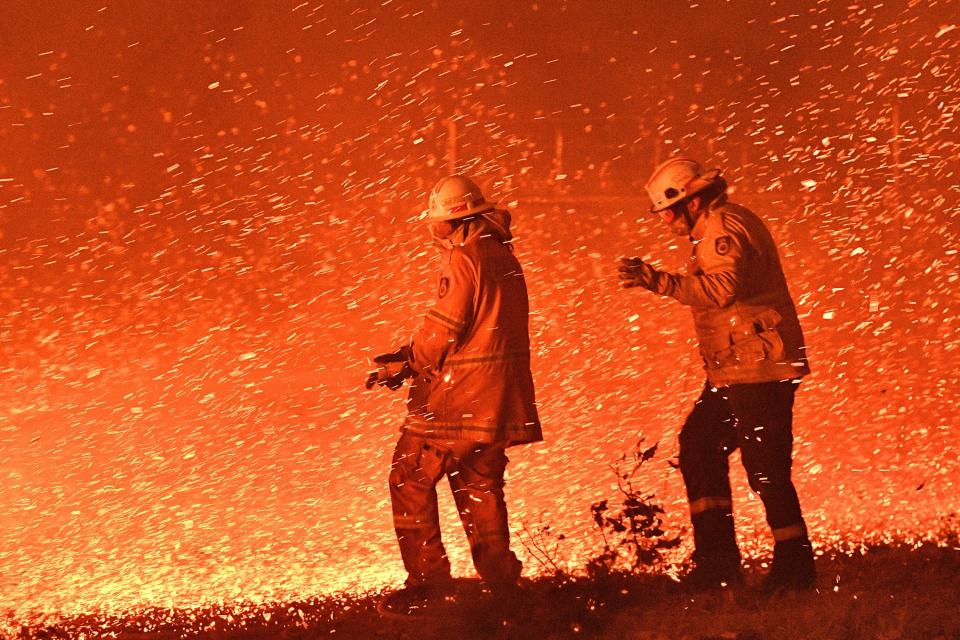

377,576,458,618
761,536,816,594
686,509,743,591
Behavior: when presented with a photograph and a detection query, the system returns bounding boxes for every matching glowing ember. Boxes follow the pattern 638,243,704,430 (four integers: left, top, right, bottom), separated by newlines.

0,0,957,632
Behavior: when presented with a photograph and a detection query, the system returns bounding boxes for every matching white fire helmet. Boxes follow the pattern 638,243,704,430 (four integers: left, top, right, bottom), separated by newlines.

426,175,495,222
644,157,722,212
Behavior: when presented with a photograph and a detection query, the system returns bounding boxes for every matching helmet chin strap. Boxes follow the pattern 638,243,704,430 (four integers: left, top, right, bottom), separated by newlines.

676,199,695,234
682,195,708,236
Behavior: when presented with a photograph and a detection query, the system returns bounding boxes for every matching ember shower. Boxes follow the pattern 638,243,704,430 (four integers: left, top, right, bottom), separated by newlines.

0,0,957,621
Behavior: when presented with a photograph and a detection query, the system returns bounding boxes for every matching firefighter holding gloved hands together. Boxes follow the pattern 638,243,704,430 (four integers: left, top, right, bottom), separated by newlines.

619,157,816,594
366,175,542,615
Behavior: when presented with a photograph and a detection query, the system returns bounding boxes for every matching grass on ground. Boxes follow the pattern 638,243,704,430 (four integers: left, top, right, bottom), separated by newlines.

10,542,960,640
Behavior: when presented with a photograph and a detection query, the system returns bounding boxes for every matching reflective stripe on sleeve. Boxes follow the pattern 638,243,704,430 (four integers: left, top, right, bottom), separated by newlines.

772,523,806,542
426,308,467,332
688,496,733,516
443,350,530,367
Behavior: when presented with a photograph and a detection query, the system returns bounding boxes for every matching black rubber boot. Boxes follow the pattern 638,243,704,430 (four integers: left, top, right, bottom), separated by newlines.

686,510,743,591
761,538,816,594
378,577,458,618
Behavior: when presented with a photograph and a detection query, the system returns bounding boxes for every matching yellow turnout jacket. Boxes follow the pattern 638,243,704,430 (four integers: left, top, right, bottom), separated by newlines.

403,211,542,444
650,198,811,386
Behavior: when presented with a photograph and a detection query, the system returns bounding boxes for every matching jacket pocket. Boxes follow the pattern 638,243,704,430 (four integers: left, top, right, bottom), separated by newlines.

730,308,786,364
730,334,769,364
701,332,735,368
756,327,786,362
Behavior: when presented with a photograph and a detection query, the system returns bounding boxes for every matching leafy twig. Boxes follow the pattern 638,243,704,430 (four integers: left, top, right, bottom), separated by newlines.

587,438,681,577
517,520,567,577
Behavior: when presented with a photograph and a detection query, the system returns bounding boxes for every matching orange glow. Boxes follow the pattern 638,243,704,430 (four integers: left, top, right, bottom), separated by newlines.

0,1,958,633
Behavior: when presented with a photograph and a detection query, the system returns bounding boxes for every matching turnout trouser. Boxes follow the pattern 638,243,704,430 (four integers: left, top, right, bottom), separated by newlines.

679,380,811,572
389,431,522,587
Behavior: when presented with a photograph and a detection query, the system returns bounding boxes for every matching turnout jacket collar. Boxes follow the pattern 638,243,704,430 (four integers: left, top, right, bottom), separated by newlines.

434,209,514,251
689,194,728,242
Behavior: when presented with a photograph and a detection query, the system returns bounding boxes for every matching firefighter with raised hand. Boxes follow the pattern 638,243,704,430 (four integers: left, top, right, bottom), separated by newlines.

366,175,542,616
618,157,816,594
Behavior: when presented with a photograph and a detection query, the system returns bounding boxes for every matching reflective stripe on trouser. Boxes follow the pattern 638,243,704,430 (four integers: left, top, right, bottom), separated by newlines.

688,496,733,517
679,381,810,561
772,523,807,542
389,431,521,586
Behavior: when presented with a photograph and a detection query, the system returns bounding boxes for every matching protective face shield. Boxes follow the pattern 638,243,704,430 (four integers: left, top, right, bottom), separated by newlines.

426,175,495,222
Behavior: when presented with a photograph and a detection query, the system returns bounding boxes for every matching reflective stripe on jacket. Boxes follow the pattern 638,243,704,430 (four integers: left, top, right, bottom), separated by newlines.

649,199,811,386
403,213,542,444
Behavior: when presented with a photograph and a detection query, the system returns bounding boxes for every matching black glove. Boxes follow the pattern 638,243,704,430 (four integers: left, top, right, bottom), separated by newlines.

364,348,414,391
618,256,659,290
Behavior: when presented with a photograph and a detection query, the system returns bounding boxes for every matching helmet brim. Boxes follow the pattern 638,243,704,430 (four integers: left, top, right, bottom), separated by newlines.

423,201,497,222
648,168,722,213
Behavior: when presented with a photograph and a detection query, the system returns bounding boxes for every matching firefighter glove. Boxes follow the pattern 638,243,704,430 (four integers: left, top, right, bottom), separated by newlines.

618,256,660,291
365,348,414,391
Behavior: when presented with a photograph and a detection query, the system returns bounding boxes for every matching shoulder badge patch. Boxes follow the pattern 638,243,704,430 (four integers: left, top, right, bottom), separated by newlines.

715,236,732,256
438,276,450,298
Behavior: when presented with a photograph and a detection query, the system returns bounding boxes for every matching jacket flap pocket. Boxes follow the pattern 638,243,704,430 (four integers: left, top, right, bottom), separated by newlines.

754,308,783,330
